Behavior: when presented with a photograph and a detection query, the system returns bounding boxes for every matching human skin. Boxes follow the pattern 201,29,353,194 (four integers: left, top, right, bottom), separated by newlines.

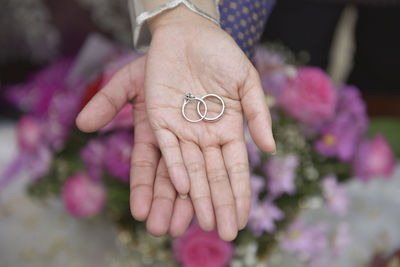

77,56,194,238
77,5,275,241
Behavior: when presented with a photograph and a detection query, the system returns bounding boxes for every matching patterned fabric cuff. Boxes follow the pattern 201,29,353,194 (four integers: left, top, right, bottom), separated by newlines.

129,0,220,52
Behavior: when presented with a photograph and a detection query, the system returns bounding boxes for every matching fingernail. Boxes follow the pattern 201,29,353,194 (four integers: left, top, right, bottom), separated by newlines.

179,194,188,200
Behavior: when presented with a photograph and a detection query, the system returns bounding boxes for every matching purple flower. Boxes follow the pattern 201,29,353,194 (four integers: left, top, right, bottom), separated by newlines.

264,155,299,197
332,223,352,257
103,131,133,182
28,146,52,180
322,175,348,216
280,221,328,259
251,175,266,197
1,146,53,184
247,139,261,169
249,199,284,236
353,134,396,182
253,47,287,96
245,125,261,169
248,176,285,236
81,139,105,181
315,86,368,161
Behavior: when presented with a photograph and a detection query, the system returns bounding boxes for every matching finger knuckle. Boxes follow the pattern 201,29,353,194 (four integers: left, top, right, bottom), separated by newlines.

99,91,119,113
187,161,204,174
208,170,228,184
159,142,179,152
156,169,170,180
191,195,211,204
229,163,249,177
246,110,259,123
234,194,252,202
153,195,175,203
130,183,152,192
215,202,235,211
169,161,185,170
131,159,157,169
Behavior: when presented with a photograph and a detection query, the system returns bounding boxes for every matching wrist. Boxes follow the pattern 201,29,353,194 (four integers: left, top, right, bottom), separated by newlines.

129,0,220,51
148,3,218,34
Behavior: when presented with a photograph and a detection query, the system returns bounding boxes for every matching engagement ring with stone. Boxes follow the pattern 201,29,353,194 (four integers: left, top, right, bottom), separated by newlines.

182,93,225,123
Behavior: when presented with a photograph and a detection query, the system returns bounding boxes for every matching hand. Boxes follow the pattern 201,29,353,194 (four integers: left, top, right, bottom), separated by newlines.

76,56,194,237
145,7,276,241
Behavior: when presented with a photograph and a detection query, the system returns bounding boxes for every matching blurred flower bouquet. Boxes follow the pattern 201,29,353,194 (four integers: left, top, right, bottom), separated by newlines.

1,35,396,267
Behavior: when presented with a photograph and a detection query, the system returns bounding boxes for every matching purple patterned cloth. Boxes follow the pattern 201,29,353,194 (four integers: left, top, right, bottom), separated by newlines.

219,0,275,57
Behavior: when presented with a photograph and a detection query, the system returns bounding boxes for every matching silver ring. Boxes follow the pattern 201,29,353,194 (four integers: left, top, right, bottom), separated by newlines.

197,94,225,121
182,93,207,123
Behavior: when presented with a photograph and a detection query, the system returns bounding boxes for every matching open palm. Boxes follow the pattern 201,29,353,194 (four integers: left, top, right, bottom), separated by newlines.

145,17,275,240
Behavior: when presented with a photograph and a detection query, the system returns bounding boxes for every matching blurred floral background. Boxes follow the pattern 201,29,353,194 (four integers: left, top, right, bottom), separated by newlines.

1,1,400,267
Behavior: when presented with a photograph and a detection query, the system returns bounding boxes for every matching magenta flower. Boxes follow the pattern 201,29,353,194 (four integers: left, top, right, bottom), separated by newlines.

104,131,134,182
0,115,53,187
315,86,368,161
17,116,43,152
6,58,80,150
353,134,396,182
81,139,105,181
280,221,328,260
173,223,234,267
249,199,284,236
264,155,299,197
278,67,337,126
322,175,348,216
16,116,51,179
45,91,80,150
6,59,73,117
62,173,105,218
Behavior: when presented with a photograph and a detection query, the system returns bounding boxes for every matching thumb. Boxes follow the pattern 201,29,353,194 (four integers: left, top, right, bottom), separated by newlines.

76,55,146,132
240,67,276,154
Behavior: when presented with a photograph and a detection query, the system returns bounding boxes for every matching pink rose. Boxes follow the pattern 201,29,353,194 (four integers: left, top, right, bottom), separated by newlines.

17,116,43,151
353,134,396,182
278,67,337,126
173,224,234,267
62,173,105,218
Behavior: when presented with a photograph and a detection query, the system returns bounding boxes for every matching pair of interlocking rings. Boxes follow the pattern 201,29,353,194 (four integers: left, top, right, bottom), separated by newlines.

182,93,225,123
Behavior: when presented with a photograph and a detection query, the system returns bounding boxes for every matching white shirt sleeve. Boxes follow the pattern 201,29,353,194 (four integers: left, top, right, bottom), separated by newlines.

128,0,220,52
